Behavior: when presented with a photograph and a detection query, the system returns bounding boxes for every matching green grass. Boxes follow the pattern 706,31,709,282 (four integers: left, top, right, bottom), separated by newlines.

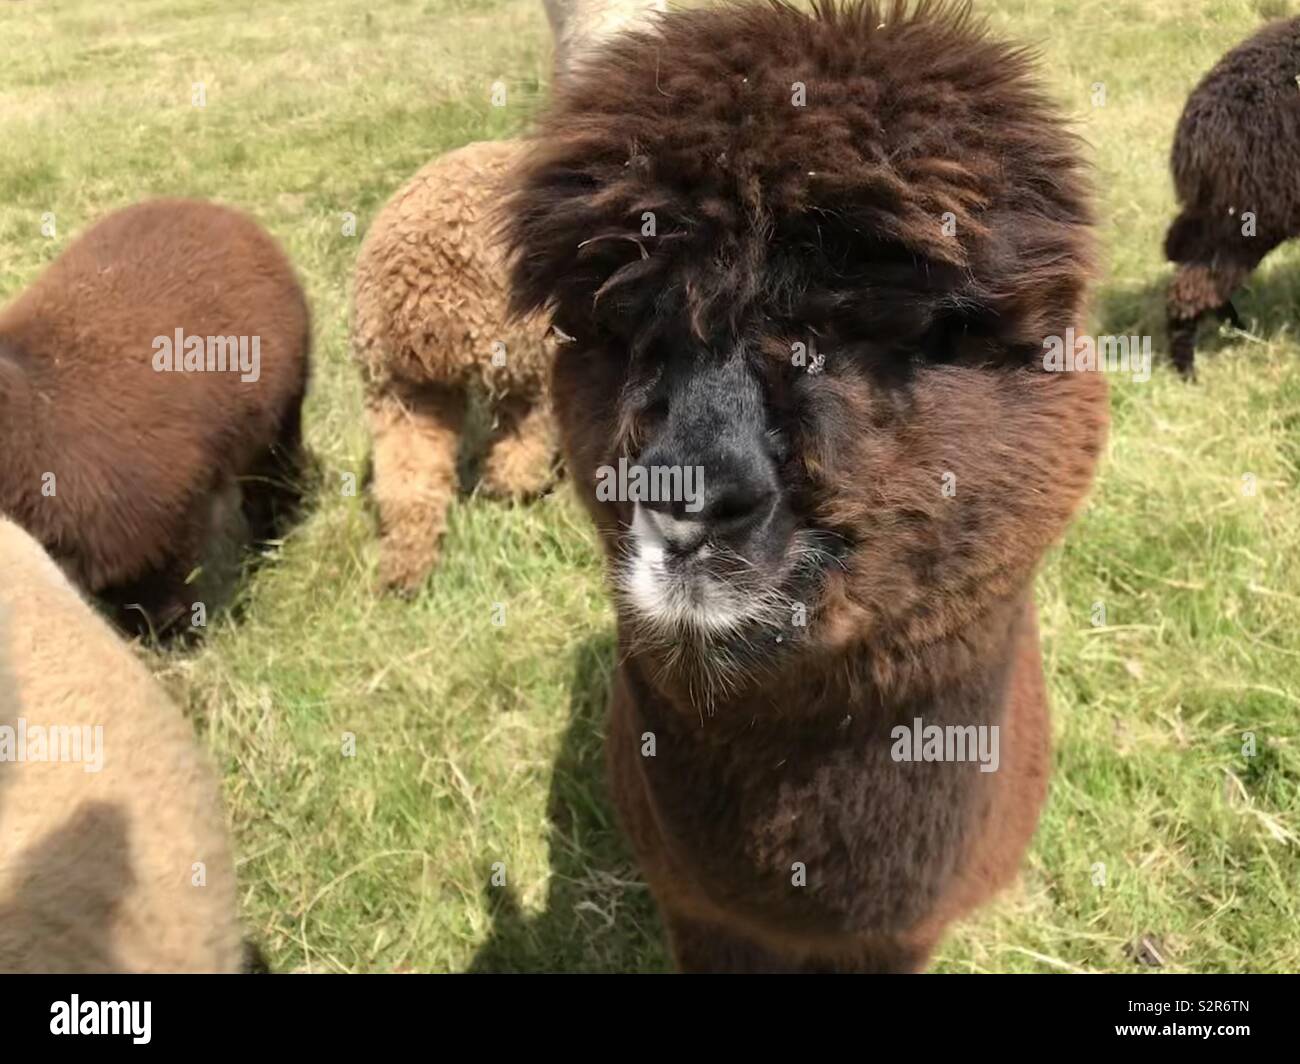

2,0,1298,973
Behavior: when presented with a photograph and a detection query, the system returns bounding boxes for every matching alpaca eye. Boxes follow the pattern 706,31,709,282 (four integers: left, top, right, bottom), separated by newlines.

626,397,668,451
765,427,791,463
638,398,669,432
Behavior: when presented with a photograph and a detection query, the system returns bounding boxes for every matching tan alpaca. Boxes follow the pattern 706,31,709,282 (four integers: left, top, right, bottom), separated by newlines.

351,0,665,593
0,517,244,973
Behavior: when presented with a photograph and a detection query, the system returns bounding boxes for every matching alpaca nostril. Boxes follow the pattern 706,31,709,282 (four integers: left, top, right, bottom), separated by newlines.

694,477,776,535
704,484,772,527
636,439,779,540
641,477,775,556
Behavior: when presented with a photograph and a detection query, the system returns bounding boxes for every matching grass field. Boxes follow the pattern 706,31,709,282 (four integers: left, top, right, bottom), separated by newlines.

2,0,1298,973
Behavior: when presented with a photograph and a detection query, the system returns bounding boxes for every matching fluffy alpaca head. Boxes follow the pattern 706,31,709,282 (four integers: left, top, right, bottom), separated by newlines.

505,0,1106,705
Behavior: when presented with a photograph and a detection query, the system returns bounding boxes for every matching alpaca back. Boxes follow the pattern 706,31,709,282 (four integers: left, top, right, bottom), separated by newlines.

0,517,243,973
1171,17,1300,228
0,198,309,596
352,139,552,396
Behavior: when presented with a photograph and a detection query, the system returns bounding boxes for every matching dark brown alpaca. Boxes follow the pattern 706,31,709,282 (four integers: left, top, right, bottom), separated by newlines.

504,0,1106,972
1165,16,1300,377
0,198,309,635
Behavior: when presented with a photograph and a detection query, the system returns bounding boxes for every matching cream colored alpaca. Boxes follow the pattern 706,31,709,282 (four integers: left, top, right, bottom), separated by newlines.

351,0,665,593
0,517,244,973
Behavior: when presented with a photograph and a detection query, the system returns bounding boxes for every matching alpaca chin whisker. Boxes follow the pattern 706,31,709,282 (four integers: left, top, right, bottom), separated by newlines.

610,519,813,710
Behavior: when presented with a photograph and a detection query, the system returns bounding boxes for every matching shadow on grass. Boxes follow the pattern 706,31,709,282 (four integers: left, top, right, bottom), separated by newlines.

467,634,669,973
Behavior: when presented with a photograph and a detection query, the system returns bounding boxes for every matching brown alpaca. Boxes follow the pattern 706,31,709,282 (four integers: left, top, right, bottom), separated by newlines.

504,0,1106,972
0,517,245,973
1165,16,1300,377
351,0,664,593
0,198,309,635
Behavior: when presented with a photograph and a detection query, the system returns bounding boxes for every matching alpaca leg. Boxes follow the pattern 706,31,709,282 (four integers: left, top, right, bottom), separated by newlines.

1166,263,1246,379
841,933,937,974
664,912,799,973
480,395,557,500
665,911,935,973
1216,300,1243,330
1168,315,1200,380
1166,225,1279,377
368,381,466,594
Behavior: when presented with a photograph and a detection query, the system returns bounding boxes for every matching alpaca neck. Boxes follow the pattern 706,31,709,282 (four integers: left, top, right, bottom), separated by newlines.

847,591,1032,714
627,588,1030,726
545,0,665,81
